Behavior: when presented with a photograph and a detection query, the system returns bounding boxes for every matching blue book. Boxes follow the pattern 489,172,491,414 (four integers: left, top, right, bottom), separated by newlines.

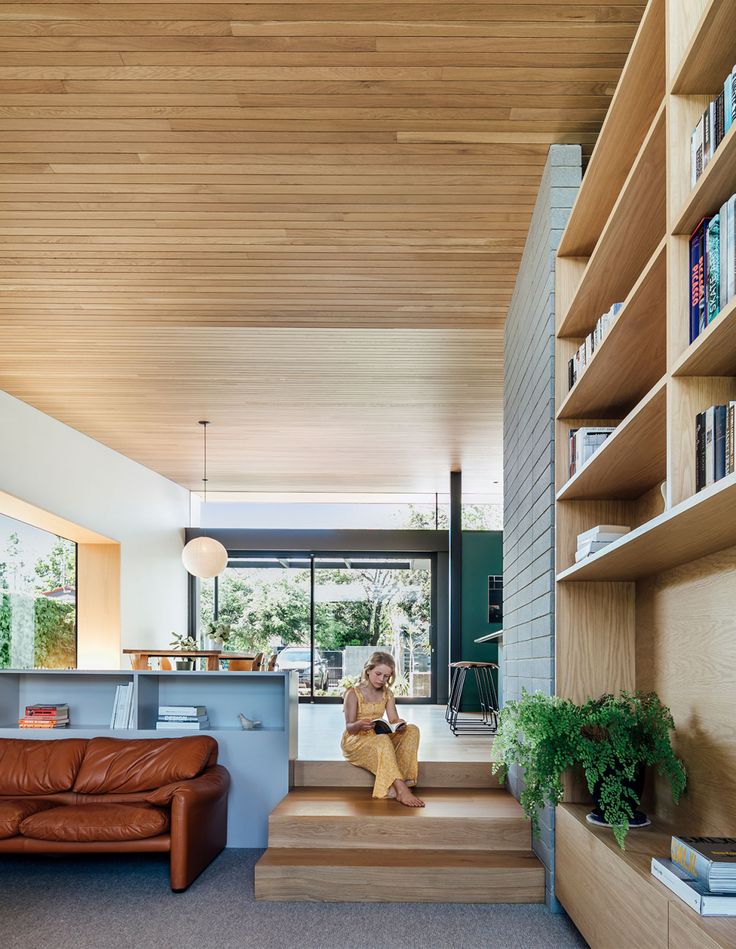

725,71,734,134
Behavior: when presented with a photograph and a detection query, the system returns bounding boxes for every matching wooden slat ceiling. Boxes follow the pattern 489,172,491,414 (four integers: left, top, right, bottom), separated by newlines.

0,1,644,493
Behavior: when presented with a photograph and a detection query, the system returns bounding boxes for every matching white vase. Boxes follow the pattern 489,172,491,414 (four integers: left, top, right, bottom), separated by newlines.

205,637,223,652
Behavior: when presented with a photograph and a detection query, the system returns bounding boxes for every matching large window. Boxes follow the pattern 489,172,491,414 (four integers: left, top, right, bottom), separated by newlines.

199,553,434,700
0,514,77,669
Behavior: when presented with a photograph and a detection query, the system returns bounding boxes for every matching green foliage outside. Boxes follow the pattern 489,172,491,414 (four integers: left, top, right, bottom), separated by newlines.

492,689,687,848
0,528,77,669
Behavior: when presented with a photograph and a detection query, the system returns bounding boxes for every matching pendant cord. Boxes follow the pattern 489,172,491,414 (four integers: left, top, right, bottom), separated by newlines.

199,419,209,507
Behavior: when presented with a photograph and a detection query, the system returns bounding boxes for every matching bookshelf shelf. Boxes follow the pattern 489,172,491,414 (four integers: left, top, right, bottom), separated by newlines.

672,296,736,376
558,104,666,339
557,240,666,418
557,0,665,258
557,471,736,582
672,123,736,236
555,1,736,944
672,0,736,95
557,379,666,502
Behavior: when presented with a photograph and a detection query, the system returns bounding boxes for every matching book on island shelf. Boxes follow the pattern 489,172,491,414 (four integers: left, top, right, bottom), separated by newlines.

19,703,70,727
156,705,209,730
652,858,736,916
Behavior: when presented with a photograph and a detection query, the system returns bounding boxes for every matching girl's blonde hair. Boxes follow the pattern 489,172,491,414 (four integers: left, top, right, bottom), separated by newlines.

359,651,396,689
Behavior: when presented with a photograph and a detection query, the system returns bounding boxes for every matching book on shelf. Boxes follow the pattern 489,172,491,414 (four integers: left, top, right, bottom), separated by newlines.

110,683,135,729
695,402,736,491
577,524,631,544
691,65,736,187
20,703,70,727
567,302,623,390
574,525,630,562
689,197,736,345
568,426,616,478
158,705,206,717
651,858,736,916
672,836,736,893
156,718,210,730
156,704,209,730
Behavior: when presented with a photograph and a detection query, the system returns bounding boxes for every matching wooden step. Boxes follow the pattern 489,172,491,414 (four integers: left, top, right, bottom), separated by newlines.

267,788,531,851
292,758,501,789
255,847,545,903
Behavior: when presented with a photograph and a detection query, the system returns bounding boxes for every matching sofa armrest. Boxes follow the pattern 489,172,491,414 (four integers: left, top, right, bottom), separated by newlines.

161,765,230,891
146,765,229,807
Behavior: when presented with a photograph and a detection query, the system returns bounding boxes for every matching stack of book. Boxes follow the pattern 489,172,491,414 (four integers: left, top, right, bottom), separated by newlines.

156,705,209,730
689,197,736,343
567,302,624,390
575,525,630,562
568,426,616,478
109,683,135,729
652,836,736,916
691,65,736,187
18,703,69,728
695,403,736,491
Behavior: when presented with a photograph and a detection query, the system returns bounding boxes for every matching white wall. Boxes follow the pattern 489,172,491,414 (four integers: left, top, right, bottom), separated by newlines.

0,390,190,666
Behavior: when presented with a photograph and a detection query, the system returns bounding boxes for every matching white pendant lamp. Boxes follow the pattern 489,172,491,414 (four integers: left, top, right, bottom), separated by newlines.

181,421,228,579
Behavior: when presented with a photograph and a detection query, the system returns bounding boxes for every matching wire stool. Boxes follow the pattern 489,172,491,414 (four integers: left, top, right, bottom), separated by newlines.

446,661,499,735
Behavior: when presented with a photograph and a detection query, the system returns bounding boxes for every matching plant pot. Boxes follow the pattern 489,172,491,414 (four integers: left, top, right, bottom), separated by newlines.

205,637,223,652
588,762,650,829
175,659,194,671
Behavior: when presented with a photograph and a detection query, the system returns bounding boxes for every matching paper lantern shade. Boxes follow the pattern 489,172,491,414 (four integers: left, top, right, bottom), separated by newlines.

181,536,228,579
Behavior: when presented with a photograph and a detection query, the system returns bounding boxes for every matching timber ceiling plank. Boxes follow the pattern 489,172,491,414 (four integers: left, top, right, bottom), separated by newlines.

0,0,644,492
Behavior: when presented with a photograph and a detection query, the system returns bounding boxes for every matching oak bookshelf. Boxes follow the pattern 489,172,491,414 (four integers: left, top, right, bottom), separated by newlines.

553,1,736,945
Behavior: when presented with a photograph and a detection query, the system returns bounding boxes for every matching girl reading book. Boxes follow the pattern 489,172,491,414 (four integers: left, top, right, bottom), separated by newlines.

341,651,424,807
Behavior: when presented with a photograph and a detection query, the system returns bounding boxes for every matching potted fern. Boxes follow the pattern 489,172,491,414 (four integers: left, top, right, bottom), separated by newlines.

492,689,686,848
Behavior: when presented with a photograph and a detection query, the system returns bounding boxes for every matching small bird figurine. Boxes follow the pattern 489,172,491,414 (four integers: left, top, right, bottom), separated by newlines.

238,713,262,730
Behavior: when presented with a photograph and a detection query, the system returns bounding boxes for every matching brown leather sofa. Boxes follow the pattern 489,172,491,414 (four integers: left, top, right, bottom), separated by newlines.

0,735,230,890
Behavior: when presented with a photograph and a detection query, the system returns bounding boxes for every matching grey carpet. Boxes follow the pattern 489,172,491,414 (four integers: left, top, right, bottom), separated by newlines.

0,850,587,949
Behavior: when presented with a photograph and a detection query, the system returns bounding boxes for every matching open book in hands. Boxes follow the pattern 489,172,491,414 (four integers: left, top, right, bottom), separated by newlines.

372,719,407,735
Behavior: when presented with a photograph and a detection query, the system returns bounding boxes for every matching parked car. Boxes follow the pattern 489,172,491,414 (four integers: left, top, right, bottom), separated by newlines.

275,646,329,690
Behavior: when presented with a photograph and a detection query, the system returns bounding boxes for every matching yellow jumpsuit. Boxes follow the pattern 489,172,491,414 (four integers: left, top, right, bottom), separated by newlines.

340,686,420,798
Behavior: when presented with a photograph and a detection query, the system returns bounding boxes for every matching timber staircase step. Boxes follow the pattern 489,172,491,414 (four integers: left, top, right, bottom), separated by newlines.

255,847,545,903
292,758,500,789
266,787,531,851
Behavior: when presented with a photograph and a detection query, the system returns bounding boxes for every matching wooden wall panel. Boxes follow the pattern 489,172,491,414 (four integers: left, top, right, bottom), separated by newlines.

637,548,736,832
0,1,644,492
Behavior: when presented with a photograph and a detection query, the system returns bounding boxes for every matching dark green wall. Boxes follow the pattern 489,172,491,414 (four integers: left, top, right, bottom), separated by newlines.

460,530,502,710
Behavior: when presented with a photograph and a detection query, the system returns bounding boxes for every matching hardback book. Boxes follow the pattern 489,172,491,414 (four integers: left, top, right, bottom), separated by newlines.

727,195,736,302
25,704,69,715
18,719,69,728
575,541,614,562
703,105,712,170
157,714,209,723
372,719,406,735
689,217,712,341
726,68,735,135
158,705,207,716
705,405,716,486
696,412,706,492
728,402,736,476
706,214,720,324
672,836,736,893
577,525,630,545
721,199,729,311
652,858,736,915
156,719,210,730
715,403,728,482
715,91,725,148
693,115,704,184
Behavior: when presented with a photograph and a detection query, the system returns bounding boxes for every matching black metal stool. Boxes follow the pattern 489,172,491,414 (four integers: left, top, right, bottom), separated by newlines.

446,661,499,735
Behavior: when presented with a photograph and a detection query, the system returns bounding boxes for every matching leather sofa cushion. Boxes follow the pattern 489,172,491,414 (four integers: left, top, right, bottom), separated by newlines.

73,736,218,794
20,803,170,842
0,739,88,795
0,799,59,839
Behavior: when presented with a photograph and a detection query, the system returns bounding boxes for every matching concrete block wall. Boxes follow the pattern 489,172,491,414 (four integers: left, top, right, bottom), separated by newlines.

502,145,581,909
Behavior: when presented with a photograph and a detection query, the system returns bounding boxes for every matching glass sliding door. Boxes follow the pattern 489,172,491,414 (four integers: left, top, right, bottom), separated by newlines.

199,551,435,702
314,556,433,700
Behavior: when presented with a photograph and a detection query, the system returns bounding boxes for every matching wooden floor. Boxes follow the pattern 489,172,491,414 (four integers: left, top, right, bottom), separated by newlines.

298,702,494,762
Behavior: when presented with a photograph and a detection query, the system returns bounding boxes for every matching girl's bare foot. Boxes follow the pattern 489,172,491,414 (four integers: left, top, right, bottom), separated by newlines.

392,779,425,807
